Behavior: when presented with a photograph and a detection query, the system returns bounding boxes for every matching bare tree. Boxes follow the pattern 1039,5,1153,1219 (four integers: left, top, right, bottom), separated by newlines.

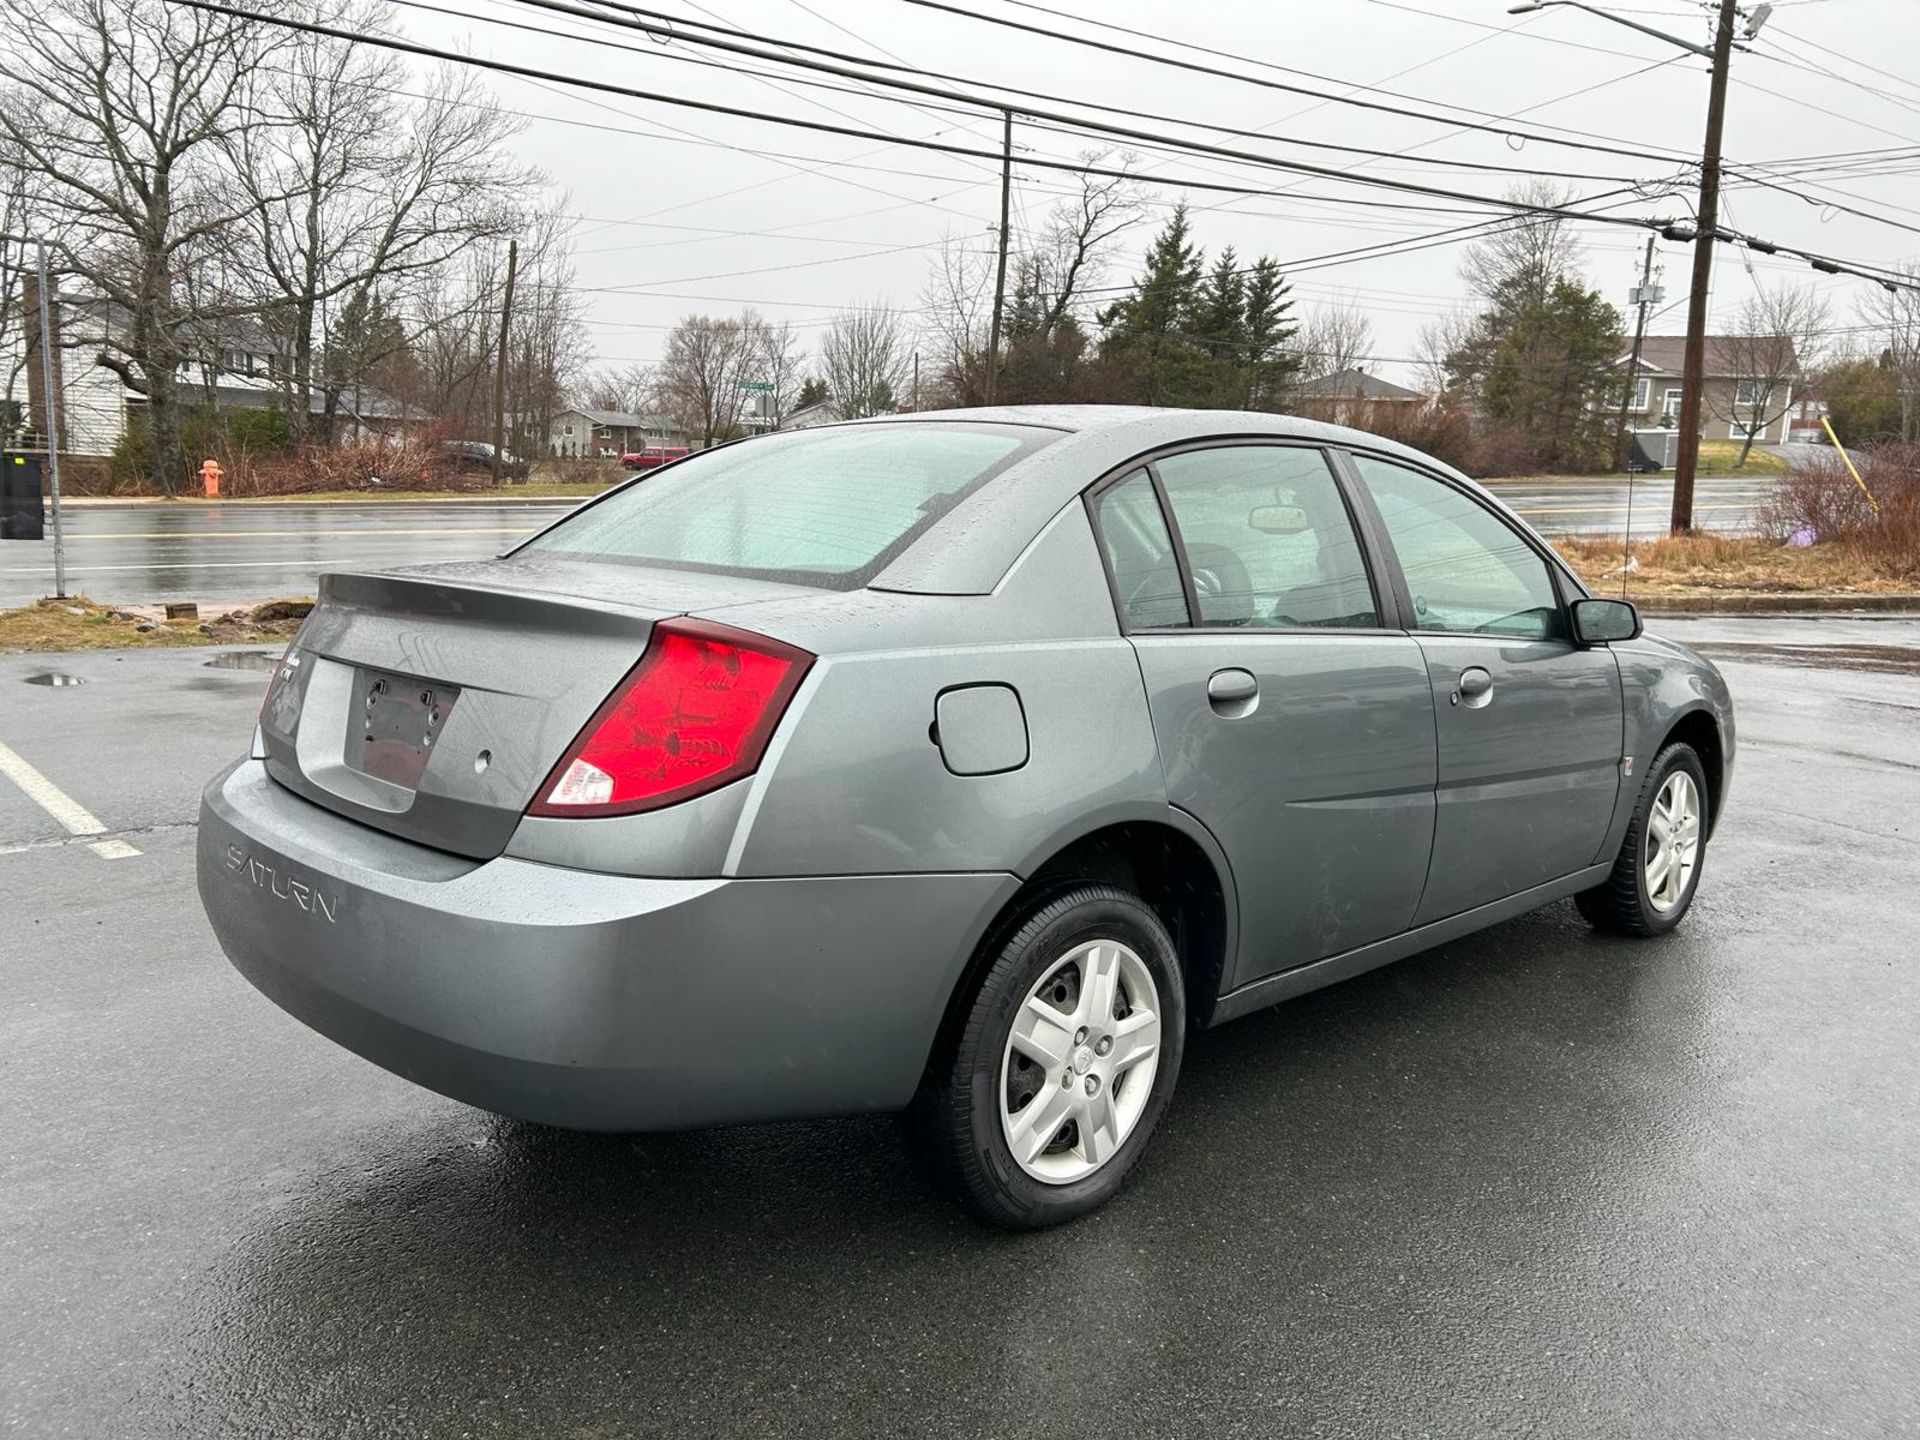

581,363,654,416
1709,284,1830,466
1461,182,1584,308
237,19,526,441
505,210,593,462
755,316,805,429
821,304,911,419
1858,263,1920,442
1296,301,1375,382
0,122,36,444
0,0,289,492
406,213,588,456
1022,155,1145,340
920,230,994,407
656,314,754,445
921,157,1143,407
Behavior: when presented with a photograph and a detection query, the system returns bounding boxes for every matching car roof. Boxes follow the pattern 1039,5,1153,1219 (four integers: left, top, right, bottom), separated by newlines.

862,405,1486,595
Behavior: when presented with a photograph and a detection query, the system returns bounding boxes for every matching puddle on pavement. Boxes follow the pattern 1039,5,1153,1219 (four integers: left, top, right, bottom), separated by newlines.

1694,642,1920,676
203,651,280,672
23,673,86,687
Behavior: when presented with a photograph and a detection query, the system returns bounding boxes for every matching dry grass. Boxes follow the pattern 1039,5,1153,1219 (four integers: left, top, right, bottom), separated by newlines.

0,596,312,653
1554,533,1919,596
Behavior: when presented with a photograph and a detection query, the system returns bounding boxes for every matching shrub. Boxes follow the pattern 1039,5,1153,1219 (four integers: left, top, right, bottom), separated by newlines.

1760,442,1920,576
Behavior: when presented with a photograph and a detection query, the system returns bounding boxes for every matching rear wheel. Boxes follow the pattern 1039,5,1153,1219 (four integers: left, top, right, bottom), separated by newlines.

1576,741,1709,936
909,884,1185,1229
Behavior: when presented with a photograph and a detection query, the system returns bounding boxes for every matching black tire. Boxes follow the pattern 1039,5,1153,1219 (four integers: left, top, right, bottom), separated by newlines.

1576,741,1710,937
907,883,1186,1230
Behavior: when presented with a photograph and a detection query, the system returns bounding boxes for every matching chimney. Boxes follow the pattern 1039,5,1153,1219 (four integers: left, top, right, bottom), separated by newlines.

19,270,65,456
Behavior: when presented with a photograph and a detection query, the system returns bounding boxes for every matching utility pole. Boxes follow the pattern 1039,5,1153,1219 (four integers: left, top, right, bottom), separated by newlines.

984,109,1012,407
1614,236,1660,473
1669,0,1739,534
912,352,920,413
491,237,518,487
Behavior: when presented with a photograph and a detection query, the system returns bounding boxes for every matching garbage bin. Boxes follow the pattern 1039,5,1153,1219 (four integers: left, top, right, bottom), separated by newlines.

0,453,46,541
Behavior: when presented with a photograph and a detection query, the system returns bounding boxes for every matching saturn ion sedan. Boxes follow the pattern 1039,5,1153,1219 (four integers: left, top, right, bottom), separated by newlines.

198,406,1734,1228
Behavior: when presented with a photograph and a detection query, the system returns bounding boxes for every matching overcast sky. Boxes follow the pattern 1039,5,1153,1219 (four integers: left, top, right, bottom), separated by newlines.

391,0,1920,384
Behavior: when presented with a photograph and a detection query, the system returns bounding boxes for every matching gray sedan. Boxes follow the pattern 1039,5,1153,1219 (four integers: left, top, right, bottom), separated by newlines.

197,407,1734,1228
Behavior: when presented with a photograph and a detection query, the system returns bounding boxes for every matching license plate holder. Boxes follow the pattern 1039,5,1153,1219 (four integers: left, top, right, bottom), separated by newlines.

345,670,458,790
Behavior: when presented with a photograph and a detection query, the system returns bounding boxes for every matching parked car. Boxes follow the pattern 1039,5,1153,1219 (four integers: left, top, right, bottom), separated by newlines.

440,439,529,481
620,445,690,470
198,407,1734,1228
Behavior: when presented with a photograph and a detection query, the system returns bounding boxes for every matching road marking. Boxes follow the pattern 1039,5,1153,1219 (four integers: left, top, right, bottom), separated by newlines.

70,526,533,539
2,557,497,575
0,739,141,860
1511,503,1751,516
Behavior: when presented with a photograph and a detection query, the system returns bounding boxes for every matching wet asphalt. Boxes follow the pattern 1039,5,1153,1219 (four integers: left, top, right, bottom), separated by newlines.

1,616,1916,1438
0,473,1776,608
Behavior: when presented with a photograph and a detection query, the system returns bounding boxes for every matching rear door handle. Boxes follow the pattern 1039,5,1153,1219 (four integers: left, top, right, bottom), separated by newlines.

1454,666,1493,707
1207,668,1258,706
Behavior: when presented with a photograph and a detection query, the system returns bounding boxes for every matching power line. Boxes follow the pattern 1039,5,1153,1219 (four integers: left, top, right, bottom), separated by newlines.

891,0,1696,166
165,0,1685,234
515,0,1646,184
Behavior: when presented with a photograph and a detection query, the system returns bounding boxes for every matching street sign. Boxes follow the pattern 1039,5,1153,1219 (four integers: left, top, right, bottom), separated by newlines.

1,453,46,541
738,380,775,393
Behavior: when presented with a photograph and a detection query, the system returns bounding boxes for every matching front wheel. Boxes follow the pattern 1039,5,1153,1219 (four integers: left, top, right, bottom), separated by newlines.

908,884,1186,1229
1576,741,1710,936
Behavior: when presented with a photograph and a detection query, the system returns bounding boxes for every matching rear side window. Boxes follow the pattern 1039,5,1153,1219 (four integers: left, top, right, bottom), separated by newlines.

524,423,1052,589
1154,445,1379,629
1091,469,1189,629
1350,454,1566,639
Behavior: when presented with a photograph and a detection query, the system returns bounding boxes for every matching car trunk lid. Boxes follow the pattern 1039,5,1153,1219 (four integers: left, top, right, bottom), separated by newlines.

261,556,814,858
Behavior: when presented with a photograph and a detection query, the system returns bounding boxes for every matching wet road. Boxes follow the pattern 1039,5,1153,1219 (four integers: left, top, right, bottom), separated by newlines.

0,474,1776,608
1,616,1915,1436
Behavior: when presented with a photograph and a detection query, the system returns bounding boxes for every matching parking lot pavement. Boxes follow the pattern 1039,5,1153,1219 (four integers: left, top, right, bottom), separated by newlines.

2,619,1916,1438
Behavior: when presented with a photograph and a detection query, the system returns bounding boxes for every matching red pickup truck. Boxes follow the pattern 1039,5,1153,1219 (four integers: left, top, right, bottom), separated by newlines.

619,445,689,471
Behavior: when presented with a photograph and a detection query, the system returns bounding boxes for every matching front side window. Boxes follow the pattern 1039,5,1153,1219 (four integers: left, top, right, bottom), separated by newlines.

1090,468,1187,630
1154,445,1378,629
523,423,1051,590
1350,454,1565,640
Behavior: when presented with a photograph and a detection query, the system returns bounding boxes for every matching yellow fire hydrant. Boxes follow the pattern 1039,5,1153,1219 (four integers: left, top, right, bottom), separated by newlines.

200,458,223,498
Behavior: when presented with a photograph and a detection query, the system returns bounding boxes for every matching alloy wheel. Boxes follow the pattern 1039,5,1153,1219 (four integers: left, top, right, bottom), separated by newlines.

1643,769,1702,914
999,940,1162,1184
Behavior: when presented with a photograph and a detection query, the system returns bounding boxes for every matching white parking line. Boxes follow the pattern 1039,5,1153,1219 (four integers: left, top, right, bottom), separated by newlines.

0,740,141,860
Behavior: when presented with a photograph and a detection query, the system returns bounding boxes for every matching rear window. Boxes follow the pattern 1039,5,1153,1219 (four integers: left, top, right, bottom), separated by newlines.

523,423,1052,589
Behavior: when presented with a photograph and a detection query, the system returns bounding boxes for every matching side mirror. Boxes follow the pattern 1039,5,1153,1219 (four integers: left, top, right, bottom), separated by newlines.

1571,597,1641,645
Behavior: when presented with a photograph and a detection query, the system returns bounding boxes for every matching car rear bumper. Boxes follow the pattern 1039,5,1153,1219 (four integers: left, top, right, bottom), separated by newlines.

198,760,1017,1130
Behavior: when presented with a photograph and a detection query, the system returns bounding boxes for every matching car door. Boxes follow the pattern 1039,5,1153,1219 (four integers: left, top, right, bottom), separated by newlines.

1088,444,1438,991
1343,452,1624,925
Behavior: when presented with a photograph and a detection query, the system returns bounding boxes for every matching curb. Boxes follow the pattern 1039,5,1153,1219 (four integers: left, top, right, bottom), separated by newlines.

1637,594,1920,616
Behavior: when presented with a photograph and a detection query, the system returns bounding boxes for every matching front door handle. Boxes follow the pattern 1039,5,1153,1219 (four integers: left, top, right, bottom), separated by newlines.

1207,667,1259,708
1454,666,1493,708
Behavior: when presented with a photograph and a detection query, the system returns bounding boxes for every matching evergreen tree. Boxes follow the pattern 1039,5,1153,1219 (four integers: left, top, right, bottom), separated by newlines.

1241,257,1300,410
1097,204,1206,405
795,376,829,409
1470,274,1623,471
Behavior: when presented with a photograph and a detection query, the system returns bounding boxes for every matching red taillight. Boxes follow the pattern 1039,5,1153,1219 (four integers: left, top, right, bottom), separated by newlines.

528,619,812,817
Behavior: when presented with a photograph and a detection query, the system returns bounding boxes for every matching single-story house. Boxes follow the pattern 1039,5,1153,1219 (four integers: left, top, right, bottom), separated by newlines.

779,400,843,430
548,409,688,458
1292,369,1425,426
1617,335,1801,444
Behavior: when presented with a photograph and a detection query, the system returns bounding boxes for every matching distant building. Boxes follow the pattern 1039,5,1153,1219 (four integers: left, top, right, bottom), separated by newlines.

548,408,688,457
779,399,843,430
1617,334,1802,445
1292,369,1425,426
10,281,420,457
